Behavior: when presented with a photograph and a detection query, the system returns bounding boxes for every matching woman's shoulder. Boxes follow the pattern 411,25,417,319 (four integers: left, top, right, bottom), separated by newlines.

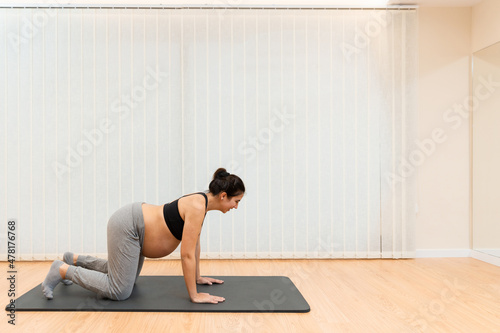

179,193,207,213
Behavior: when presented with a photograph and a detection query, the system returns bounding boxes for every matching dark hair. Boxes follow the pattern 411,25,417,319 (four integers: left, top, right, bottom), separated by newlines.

209,168,245,198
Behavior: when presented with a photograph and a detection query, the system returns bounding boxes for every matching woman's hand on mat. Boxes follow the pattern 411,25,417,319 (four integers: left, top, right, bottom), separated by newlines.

197,277,224,285
191,292,225,304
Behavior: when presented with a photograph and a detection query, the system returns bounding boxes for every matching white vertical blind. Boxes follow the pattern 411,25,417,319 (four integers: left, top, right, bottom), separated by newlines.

0,8,417,260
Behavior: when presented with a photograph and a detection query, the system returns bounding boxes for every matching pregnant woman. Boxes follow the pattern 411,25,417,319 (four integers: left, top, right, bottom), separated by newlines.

41,168,245,304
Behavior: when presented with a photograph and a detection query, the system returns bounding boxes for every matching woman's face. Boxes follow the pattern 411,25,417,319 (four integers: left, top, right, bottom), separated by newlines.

220,192,244,213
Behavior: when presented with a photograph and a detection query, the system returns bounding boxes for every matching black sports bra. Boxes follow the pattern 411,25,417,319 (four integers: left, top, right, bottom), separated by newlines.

163,192,208,241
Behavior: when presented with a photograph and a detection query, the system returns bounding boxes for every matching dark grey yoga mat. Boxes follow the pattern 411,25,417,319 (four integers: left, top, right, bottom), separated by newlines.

7,276,310,313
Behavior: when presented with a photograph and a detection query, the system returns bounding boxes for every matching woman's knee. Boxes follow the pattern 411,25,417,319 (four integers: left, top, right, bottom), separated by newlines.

111,284,134,301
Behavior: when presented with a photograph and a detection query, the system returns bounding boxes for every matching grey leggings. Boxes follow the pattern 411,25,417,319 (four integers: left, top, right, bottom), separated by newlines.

65,202,145,301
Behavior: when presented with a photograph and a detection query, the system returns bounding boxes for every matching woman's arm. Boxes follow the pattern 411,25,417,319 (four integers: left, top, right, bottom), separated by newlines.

195,230,224,286
195,235,201,280
181,199,224,304
180,210,203,301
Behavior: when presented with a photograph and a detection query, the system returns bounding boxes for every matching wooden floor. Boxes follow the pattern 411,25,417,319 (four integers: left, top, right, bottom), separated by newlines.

2,258,499,333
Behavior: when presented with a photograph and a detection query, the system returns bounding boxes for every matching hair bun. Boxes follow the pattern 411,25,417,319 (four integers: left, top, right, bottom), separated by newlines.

213,168,229,180
218,171,230,178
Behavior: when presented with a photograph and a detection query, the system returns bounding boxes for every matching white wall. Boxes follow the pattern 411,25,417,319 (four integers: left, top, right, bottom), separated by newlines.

471,0,500,254
472,44,500,250
416,8,471,251
472,0,500,52
417,1,500,255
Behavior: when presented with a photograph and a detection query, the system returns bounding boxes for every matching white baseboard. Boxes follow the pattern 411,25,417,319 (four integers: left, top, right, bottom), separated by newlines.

3,250,498,267
415,249,472,258
471,250,500,267
8,253,109,261
473,248,500,257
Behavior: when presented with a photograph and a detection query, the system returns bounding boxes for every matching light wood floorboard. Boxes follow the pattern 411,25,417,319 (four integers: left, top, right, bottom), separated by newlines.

1,258,499,333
